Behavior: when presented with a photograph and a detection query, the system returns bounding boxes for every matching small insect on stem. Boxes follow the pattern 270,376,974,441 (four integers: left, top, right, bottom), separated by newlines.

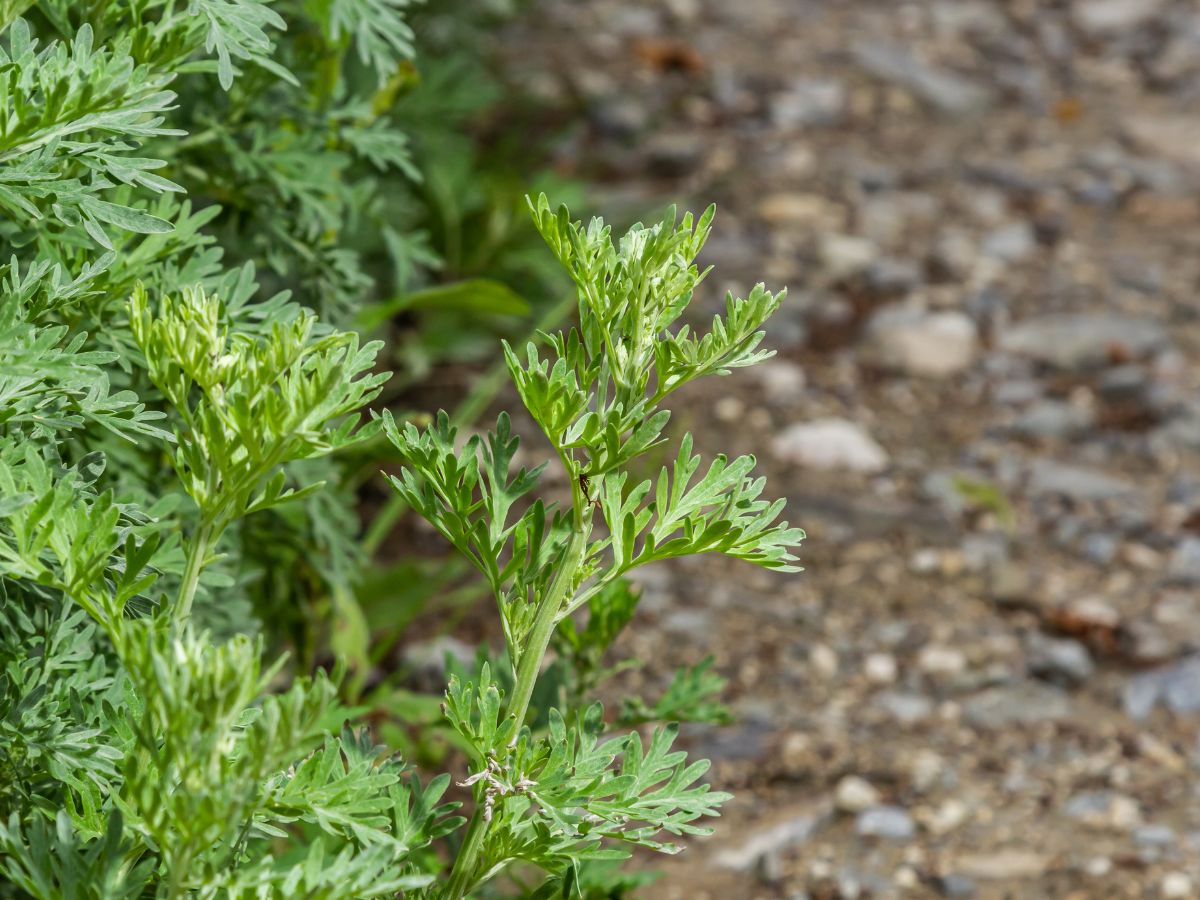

578,471,602,510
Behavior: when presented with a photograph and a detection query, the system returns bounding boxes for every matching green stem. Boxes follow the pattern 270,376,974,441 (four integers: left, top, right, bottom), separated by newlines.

174,522,213,623
441,527,588,899
441,802,487,900
508,528,586,730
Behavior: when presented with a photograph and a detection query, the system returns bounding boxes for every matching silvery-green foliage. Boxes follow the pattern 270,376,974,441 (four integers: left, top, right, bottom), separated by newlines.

383,197,803,896
0,2,464,896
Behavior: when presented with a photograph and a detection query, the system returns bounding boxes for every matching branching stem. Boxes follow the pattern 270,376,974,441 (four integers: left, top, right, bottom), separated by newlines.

441,526,588,899
175,521,213,622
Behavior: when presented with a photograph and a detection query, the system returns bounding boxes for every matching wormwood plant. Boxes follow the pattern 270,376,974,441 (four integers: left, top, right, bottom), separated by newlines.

0,1,803,895
381,196,803,896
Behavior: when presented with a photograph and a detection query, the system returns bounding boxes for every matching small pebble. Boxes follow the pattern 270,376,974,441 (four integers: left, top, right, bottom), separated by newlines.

864,652,898,685
1162,872,1193,899
856,805,916,840
836,775,882,813
919,645,968,676
926,798,970,835
715,395,744,422
1084,857,1113,877
810,643,839,678
939,873,977,898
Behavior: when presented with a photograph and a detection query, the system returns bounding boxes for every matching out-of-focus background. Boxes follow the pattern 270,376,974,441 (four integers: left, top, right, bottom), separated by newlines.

477,0,1200,896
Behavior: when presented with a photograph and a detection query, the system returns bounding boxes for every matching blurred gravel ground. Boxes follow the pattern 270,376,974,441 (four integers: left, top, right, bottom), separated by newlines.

496,1,1200,897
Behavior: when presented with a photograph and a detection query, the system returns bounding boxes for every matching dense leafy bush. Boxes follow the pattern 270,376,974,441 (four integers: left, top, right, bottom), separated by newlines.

0,3,802,896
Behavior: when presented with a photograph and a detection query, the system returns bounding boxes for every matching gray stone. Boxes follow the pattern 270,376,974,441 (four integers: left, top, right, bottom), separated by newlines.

856,805,916,840
861,307,978,378
819,233,878,279
1125,656,1200,719
1026,634,1095,687
644,133,703,177
1063,790,1141,831
713,809,826,870
1082,532,1120,566
993,379,1043,406
874,691,934,724
963,682,1073,729
1011,401,1093,440
1073,0,1168,35
1124,115,1200,170
753,360,806,404
961,533,1010,573
770,78,846,128
981,222,1037,263
1127,673,1171,726
1098,364,1154,407
590,97,649,139
922,471,970,516
1134,824,1177,847
662,608,712,636
402,635,475,676
1167,537,1200,584
939,874,978,898
1027,459,1138,502
772,418,889,473
853,41,992,116
867,258,922,296
1000,314,1167,372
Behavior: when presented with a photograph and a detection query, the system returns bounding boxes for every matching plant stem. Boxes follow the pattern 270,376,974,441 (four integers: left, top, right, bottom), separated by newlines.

441,527,588,899
174,522,213,622
441,802,487,900
508,527,586,731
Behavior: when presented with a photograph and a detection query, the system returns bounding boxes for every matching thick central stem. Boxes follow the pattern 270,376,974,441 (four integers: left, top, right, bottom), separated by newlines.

508,529,587,731
441,527,588,899
174,522,213,622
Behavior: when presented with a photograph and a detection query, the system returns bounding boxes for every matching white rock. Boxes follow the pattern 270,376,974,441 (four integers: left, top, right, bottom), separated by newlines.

919,645,968,676
909,548,943,574
910,750,946,793
1084,856,1113,877
714,395,743,422
957,849,1049,880
1162,872,1194,899
894,866,919,889
925,798,970,835
864,652,898,685
835,775,881,813
772,418,889,473
810,643,839,678
862,307,978,378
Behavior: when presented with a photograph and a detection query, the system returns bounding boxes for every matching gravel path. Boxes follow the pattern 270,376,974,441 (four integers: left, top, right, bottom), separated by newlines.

496,2,1200,896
